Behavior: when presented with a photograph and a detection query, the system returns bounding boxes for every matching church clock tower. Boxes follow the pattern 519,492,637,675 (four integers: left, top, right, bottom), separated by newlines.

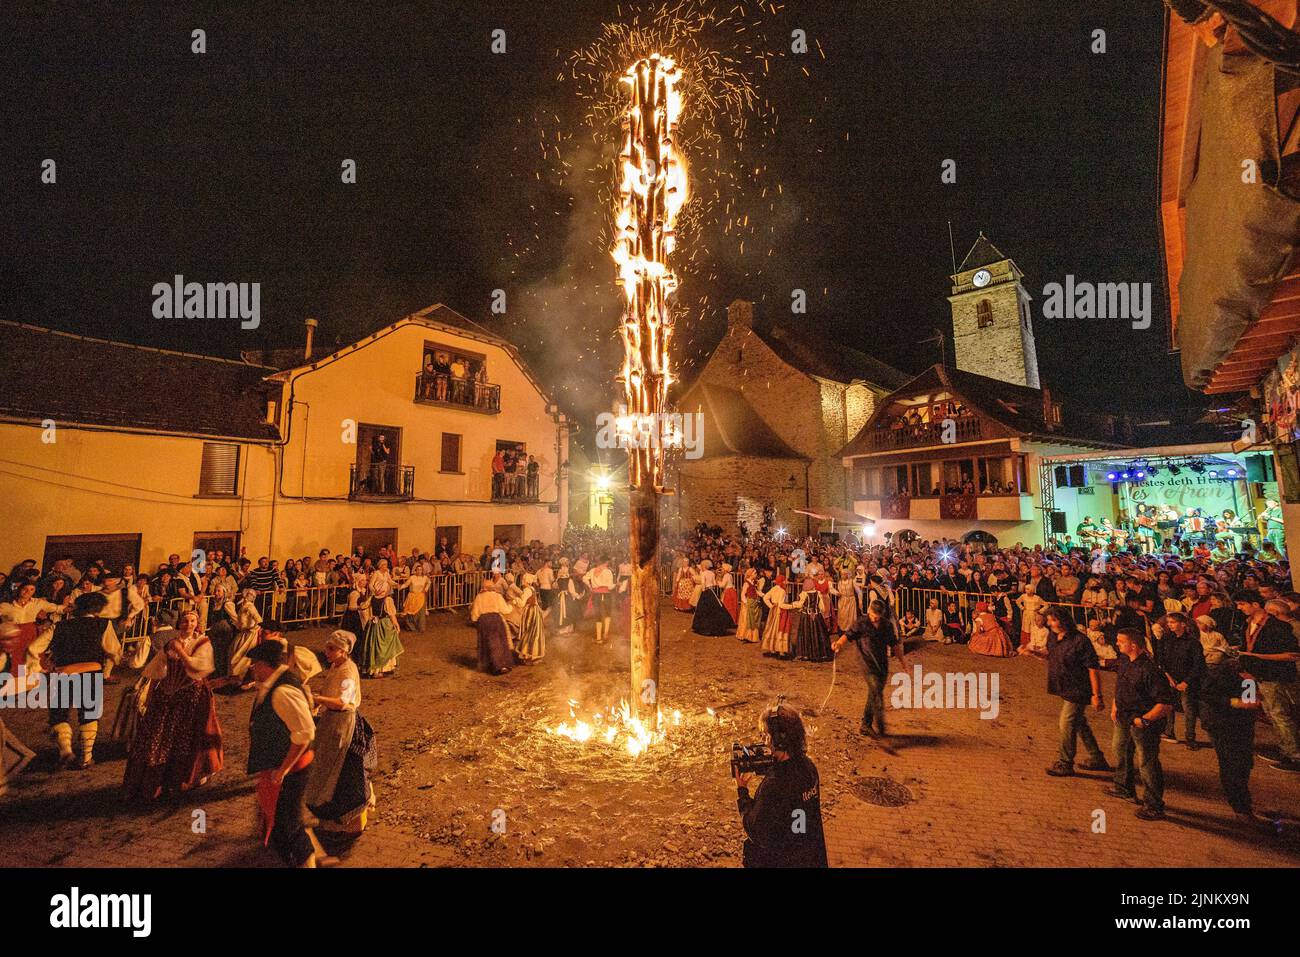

947,232,1040,389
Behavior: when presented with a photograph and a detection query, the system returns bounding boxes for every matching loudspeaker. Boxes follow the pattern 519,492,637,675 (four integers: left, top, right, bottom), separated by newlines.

1246,455,1275,483
1069,464,1086,487
1054,465,1068,488
1049,510,1067,534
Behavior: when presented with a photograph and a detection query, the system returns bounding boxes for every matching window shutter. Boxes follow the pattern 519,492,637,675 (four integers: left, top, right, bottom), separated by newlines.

199,442,240,495
441,433,461,472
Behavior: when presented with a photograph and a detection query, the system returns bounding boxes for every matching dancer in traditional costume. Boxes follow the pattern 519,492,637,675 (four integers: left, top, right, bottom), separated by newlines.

552,560,575,635
123,609,224,800
967,602,1017,657
691,560,734,636
43,592,116,770
793,579,834,662
836,567,858,633
402,566,429,632
470,580,514,674
760,575,795,658
0,582,61,677
306,631,376,832
672,561,696,612
565,566,590,632
513,573,546,662
736,568,764,643
245,641,329,868
720,564,739,622
204,586,238,680
340,575,366,647
357,578,403,679
228,588,265,690
585,556,615,645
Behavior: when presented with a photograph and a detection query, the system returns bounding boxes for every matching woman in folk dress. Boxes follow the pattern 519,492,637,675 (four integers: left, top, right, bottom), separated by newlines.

967,601,1017,657
306,630,376,831
402,566,429,633
357,578,403,679
512,573,546,662
760,575,796,659
835,566,858,633
672,562,696,612
719,563,739,623
227,588,264,690
736,568,764,643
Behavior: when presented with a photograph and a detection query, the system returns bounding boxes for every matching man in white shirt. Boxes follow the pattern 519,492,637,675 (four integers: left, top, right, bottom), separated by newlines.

246,642,329,867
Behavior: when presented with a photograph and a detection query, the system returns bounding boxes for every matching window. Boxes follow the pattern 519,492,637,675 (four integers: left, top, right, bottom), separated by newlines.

351,528,397,557
43,534,141,576
441,432,462,472
493,524,524,548
912,462,933,496
976,299,994,329
434,526,461,555
193,531,240,563
199,442,240,496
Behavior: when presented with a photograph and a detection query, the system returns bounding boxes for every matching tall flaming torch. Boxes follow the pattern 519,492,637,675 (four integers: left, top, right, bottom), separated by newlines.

612,54,686,719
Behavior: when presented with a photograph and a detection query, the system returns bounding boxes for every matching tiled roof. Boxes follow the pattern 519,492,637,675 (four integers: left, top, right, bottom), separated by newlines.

685,383,809,460
0,321,280,441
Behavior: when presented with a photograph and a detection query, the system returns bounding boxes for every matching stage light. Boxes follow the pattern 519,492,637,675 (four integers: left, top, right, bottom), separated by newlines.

1226,467,1239,478
1121,471,1131,480
1167,464,1181,476
1208,470,1218,478
1147,465,1160,478
1190,461,1206,474
1135,469,1147,479
1106,471,1118,482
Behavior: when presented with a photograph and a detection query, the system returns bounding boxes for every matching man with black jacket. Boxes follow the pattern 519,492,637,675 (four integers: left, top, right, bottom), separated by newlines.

1106,627,1175,821
1237,594,1300,773
832,600,905,737
735,704,828,868
1156,612,1206,748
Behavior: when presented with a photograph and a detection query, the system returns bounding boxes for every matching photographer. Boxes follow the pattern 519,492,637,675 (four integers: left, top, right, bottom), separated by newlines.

734,704,828,868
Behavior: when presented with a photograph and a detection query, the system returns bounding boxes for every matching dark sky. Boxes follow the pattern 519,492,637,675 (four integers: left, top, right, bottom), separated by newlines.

2,0,1194,435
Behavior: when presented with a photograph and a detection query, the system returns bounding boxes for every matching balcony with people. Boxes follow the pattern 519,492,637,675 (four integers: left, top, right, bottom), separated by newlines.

414,346,501,413
867,402,983,451
348,463,415,501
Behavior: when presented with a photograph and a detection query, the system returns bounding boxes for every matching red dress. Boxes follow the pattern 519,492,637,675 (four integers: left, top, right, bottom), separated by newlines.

721,576,739,622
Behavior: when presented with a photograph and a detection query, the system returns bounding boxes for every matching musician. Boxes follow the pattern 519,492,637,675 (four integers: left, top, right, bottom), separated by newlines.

1184,507,1208,546
1133,504,1157,555
1260,499,1285,556
1214,509,1240,554
1076,517,1099,543
1209,538,1236,565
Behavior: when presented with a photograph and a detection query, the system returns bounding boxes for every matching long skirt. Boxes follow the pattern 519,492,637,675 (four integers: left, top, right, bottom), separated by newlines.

794,609,833,662
968,617,1017,657
837,592,858,632
476,612,515,674
692,587,735,636
760,608,791,656
307,712,376,827
737,599,763,642
672,575,694,612
359,618,403,677
110,674,151,747
340,610,364,646
228,626,260,681
515,604,545,662
207,619,235,677
122,666,224,800
721,586,739,622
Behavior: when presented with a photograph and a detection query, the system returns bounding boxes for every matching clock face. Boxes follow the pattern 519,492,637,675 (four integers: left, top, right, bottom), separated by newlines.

972,269,992,288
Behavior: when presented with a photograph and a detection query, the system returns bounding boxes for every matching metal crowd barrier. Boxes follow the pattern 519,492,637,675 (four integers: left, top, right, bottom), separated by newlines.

114,570,489,653
890,586,1121,634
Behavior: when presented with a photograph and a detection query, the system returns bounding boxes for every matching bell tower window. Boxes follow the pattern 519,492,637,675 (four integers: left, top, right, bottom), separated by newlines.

976,299,993,329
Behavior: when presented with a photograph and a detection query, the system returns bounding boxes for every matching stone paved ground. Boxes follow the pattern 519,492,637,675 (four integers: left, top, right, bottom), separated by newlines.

4,609,1298,868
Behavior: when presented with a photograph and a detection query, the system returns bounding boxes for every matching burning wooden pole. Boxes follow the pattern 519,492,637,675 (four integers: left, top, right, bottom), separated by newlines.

613,55,685,720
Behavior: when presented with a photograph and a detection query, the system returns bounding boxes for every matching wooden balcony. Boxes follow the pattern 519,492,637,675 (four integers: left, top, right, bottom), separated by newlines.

867,416,983,451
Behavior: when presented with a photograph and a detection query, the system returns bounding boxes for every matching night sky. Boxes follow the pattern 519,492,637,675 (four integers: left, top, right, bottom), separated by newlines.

3,0,1191,441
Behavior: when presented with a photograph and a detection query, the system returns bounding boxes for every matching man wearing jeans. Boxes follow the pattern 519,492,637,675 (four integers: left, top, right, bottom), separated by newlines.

1045,607,1110,776
1155,612,1206,748
832,600,905,738
1237,594,1300,773
1106,627,1175,821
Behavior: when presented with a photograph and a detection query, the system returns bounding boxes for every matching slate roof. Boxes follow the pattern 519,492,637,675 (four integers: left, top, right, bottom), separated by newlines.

755,320,911,390
686,383,809,460
957,232,1008,272
0,321,280,441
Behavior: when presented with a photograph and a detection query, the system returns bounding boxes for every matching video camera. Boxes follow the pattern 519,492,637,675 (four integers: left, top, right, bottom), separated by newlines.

730,740,776,778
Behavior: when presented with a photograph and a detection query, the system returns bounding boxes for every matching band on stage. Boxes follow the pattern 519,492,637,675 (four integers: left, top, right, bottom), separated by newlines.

1067,498,1286,560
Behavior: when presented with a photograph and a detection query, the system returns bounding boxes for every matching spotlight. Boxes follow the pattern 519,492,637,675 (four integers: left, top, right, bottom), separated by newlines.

1167,464,1181,476
1226,467,1239,478
1121,471,1131,480
1146,465,1160,478
1135,469,1147,480
1106,471,1118,482
1208,470,1219,478
1189,461,1206,474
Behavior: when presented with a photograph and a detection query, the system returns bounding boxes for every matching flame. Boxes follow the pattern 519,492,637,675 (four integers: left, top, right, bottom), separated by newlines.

612,53,685,492
547,698,672,758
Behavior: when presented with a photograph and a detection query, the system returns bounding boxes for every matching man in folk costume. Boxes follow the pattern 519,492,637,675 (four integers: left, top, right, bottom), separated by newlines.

0,582,63,678
43,591,116,769
584,556,616,645
245,641,333,868
95,574,139,681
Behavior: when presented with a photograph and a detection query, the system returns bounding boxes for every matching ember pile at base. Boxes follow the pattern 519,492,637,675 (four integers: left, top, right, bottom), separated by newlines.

548,698,684,757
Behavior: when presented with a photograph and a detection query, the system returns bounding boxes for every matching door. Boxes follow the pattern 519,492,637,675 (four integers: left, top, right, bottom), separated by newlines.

43,533,142,576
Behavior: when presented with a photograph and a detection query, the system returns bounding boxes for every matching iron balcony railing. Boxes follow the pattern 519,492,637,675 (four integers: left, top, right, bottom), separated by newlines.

414,372,501,413
349,463,415,500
